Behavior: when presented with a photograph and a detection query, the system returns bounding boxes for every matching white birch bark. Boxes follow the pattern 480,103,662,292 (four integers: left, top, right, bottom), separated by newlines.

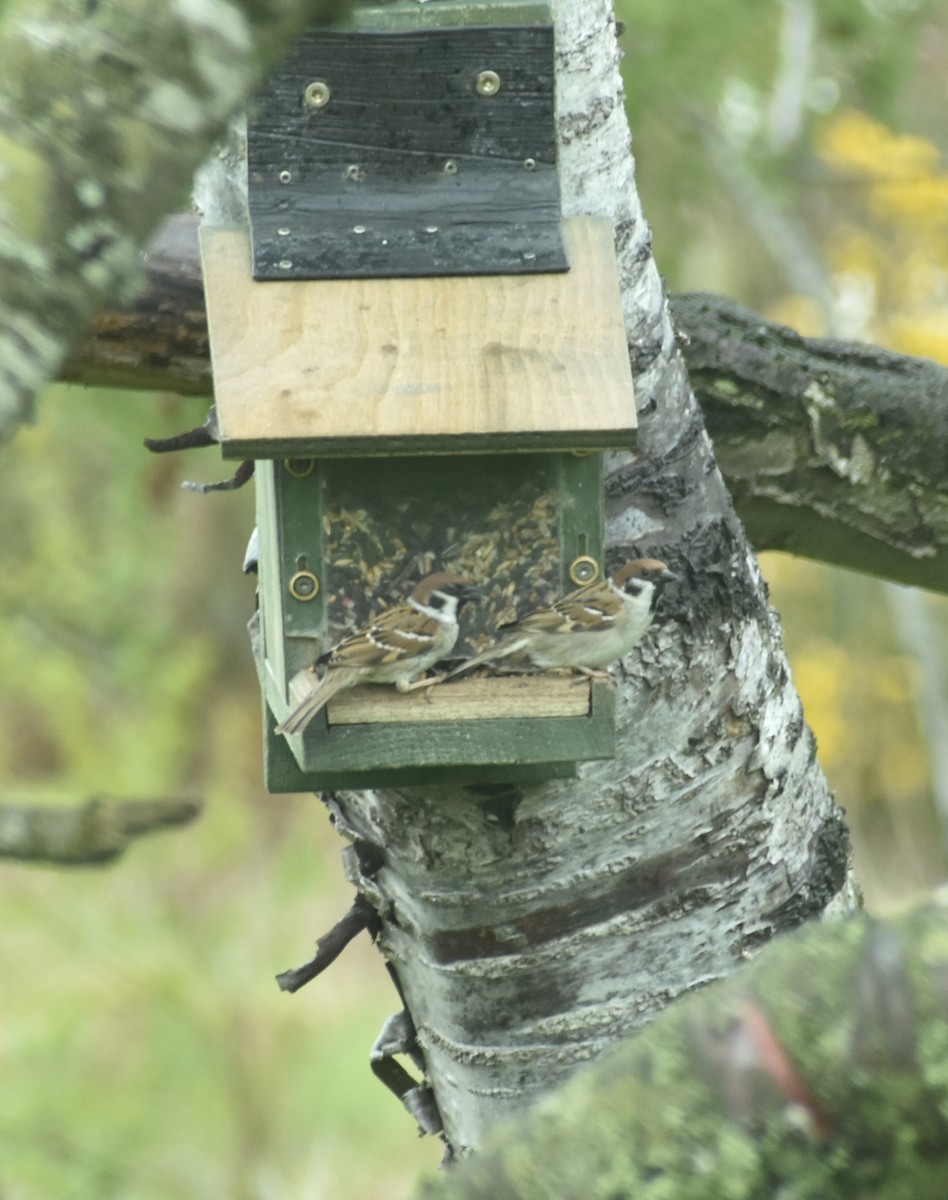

324,0,856,1156
0,0,860,1164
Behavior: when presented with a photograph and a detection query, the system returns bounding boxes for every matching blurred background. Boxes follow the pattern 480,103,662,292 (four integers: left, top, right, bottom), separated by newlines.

1,1,947,1196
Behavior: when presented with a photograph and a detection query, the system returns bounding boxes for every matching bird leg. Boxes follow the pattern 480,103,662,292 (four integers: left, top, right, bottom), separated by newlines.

396,672,447,701
571,666,615,685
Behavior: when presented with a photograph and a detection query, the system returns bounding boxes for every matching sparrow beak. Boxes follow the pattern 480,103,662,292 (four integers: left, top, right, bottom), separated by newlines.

460,584,481,604
658,568,679,584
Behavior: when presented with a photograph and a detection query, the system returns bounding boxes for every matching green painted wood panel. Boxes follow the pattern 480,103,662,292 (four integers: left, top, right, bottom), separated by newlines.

264,681,614,791
255,450,616,789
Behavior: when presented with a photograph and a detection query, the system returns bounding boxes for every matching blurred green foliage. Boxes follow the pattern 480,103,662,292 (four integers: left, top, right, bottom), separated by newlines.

0,392,438,1197
618,0,945,309
617,0,948,904
761,554,948,907
2,3,948,1198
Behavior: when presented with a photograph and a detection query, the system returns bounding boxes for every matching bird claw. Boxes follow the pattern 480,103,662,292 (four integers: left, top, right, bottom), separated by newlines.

571,666,614,685
398,672,446,700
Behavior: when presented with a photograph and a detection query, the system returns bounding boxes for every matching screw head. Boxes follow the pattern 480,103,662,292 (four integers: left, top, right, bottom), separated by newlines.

283,458,315,478
303,80,331,111
475,69,501,97
569,556,600,586
288,570,320,602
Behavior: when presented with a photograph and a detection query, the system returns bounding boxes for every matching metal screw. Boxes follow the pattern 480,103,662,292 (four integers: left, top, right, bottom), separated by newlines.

277,227,290,236
569,556,600,586
303,80,331,111
523,250,537,261
475,69,501,97
284,459,315,477
424,225,439,234
443,159,459,175
352,224,366,234
288,570,320,601
344,164,362,181
523,157,537,171
278,169,293,184
278,258,293,270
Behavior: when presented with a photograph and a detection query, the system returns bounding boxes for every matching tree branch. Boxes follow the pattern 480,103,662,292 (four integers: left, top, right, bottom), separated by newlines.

0,0,350,443
0,796,202,866
674,291,948,593
61,215,948,593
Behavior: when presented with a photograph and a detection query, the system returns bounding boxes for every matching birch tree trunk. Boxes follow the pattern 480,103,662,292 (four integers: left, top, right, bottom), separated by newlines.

417,900,948,1199
318,0,855,1156
0,0,858,1161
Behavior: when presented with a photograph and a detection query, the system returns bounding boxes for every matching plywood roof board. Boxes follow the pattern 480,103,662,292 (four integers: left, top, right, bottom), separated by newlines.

201,217,636,458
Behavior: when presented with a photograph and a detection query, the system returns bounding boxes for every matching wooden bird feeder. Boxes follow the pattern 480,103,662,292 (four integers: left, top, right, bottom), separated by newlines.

200,0,637,790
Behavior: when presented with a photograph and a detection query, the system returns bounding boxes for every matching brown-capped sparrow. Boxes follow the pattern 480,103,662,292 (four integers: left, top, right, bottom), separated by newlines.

276,572,477,736
449,558,677,678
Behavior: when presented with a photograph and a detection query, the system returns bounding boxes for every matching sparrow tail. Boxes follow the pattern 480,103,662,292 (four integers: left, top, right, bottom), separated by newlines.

275,667,361,736
446,636,529,680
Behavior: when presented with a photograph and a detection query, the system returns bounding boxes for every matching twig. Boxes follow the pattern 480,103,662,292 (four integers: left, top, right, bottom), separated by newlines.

275,892,379,993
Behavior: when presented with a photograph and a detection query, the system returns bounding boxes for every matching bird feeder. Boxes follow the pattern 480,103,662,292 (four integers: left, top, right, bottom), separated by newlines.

200,0,637,790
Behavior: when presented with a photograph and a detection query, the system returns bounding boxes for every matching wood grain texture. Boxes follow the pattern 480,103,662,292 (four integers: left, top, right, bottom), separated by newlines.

323,675,593,724
349,2,554,33
201,217,635,455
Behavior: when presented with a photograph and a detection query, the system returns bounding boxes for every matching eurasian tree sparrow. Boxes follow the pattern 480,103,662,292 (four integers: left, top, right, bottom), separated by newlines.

276,572,477,736
449,558,677,678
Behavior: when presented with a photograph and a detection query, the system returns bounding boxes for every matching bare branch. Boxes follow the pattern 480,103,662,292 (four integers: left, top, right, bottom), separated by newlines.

275,892,378,993
0,796,202,866
0,0,351,442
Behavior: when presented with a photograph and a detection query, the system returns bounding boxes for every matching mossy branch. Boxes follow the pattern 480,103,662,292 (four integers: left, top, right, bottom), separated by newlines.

675,291,948,593
0,0,350,443
0,796,202,866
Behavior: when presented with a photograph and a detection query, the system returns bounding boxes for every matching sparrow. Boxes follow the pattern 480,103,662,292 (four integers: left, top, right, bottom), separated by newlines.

449,558,677,678
275,571,477,736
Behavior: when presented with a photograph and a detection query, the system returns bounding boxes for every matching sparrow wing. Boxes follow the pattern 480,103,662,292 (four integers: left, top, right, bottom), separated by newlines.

328,604,441,670
447,581,621,679
520,580,622,635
